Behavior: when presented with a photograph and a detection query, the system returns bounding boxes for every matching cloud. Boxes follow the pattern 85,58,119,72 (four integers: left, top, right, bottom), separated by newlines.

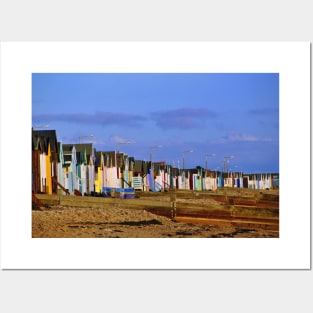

108,135,135,144
248,107,278,115
151,107,218,129
211,132,272,143
32,111,146,127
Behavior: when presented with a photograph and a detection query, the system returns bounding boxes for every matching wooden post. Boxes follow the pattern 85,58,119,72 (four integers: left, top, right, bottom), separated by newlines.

170,192,176,219
230,206,235,228
224,191,228,204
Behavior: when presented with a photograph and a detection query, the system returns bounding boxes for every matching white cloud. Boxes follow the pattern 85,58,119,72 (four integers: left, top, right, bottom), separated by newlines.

211,132,272,144
109,135,135,144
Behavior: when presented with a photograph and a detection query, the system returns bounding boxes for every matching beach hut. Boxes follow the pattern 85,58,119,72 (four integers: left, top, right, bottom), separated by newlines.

204,171,217,191
56,142,69,195
191,167,203,191
272,173,279,189
217,171,224,188
224,173,233,188
63,145,78,195
154,163,165,191
163,165,172,191
243,175,249,188
100,151,120,188
69,146,78,194
170,167,179,190
94,152,103,193
32,129,59,194
132,160,144,190
32,134,43,193
68,143,94,194
40,143,47,193
179,169,191,190
247,174,255,189
117,153,131,189
233,172,243,188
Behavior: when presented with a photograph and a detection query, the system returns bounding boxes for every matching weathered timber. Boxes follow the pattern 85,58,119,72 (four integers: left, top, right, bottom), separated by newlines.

32,193,45,207
58,195,171,210
52,176,69,195
35,194,60,205
74,189,82,196
175,216,279,231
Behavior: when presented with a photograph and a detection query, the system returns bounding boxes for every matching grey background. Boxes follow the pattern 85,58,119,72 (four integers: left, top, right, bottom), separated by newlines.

0,1,312,313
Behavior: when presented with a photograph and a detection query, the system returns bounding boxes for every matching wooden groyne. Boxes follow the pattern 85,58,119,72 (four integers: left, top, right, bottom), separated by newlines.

35,188,279,231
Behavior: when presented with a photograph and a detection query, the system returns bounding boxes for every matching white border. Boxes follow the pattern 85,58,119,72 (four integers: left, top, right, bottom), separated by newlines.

0,42,310,269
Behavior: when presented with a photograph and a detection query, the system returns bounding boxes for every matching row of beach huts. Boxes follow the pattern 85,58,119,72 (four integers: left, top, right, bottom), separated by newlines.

32,129,279,197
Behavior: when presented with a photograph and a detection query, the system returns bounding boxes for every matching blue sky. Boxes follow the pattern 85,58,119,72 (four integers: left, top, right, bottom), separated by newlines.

32,73,279,173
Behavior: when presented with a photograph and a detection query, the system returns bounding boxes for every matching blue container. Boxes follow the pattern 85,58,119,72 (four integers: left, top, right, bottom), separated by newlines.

102,187,112,197
121,188,135,199
102,187,135,199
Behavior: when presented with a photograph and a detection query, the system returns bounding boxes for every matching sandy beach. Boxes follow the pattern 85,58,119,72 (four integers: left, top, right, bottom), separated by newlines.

32,202,279,238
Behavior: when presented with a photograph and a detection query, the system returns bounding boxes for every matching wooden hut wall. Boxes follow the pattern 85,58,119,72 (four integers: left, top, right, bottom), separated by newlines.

264,174,271,189
180,172,190,190
57,165,66,195
248,175,254,189
155,169,164,190
189,172,194,190
272,174,279,188
64,171,69,191
87,164,95,193
99,154,105,191
61,168,67,194
117,167,122,188
217,174,223,187
77,164,82,192
142,174,148,191
40,151,47,193
258,175,263,189
82,164,88,194
255,175,260,189
235,177,240,188
57,143,66,195
192,174,202,191
128,167,133,189
212,177,217,191
224,177,231,187
79,164,87,194
122,157,130,188
149,165,155,191
242,176,249,188
164,172,171,190
94,166,101,192
68,172,73,194
51,152,58,194
32,149,41,193
204,176,217,191
265,174,272,189
101,165,108,189
69,146,78,193
177,175,183,189
107,166,119,188
186,171,191,190
132,175,143,190
192,174,197,190
255,174,271,190
171,168,179,189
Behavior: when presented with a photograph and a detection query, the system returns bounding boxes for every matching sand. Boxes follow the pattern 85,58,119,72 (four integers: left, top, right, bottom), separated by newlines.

32,204,279,238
